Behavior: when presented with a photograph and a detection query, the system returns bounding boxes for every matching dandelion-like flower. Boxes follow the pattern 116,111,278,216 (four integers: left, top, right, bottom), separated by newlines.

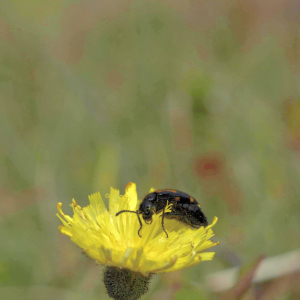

57,183,218,299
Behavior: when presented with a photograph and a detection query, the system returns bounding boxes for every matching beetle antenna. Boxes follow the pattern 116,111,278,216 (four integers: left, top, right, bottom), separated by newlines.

116,210,137,216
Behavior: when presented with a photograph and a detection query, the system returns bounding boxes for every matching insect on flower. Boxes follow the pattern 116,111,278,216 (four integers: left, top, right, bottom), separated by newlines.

116,189,208,238
57,183,219,279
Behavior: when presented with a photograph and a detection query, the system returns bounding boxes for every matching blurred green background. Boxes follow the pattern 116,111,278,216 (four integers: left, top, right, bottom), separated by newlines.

0,0,300,299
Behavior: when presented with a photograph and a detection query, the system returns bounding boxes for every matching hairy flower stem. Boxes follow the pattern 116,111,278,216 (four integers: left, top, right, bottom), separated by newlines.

103,266,152,300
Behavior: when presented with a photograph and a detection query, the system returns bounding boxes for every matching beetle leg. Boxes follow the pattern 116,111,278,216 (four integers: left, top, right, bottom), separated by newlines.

136,213,143,238
161,207,168,238
116,210,144,237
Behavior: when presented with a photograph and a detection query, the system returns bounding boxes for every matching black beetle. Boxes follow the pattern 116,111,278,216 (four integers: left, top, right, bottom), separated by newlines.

116,189,208,238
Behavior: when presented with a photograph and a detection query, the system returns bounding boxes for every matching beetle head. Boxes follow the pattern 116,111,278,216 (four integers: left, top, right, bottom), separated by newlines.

139,193,156,223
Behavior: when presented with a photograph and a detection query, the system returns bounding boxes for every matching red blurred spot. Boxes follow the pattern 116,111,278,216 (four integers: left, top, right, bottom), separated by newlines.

106,68,124,91
203,162,218,171
195,153,244,215
195,153,224,179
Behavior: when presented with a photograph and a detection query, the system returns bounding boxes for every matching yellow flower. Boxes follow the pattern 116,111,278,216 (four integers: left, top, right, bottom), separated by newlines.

57,183,218,277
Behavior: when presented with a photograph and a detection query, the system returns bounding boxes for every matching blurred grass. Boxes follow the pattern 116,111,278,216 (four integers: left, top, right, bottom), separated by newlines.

0,0,300,299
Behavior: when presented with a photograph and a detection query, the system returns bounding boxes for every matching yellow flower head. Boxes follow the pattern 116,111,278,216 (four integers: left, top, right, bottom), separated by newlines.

57,183,218,277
